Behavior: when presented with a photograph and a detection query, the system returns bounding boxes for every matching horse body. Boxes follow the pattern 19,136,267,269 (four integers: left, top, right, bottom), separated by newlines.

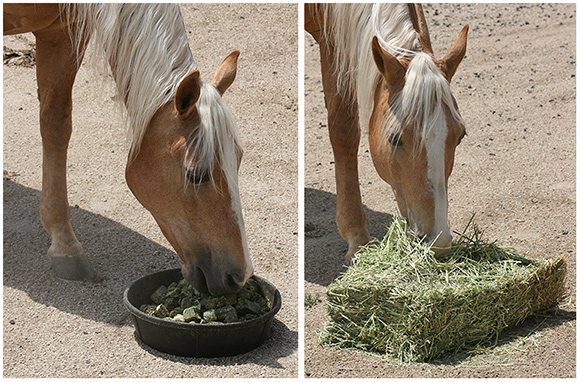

4,4,253,295
306,3,468,262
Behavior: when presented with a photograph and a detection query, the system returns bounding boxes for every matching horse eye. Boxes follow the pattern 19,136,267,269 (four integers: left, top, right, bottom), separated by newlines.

187,169,211,184
388,134,403,147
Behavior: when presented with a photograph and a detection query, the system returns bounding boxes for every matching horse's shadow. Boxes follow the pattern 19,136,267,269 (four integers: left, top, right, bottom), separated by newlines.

3,178,296,368
304,187,393,287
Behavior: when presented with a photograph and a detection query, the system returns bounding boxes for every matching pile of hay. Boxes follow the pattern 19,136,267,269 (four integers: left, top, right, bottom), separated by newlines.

320,217,567,362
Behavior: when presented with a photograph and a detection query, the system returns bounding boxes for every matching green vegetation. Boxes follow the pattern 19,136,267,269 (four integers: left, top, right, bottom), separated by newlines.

320,217,567,362
140,277,271,324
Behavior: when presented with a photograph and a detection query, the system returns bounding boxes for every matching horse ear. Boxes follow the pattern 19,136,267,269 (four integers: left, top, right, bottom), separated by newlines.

441,24,469,81
371,36,405,89
212,50,240,95
175,71,201,117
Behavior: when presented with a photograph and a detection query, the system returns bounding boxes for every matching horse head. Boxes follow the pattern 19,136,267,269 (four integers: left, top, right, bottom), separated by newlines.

368,26,468,257
125,50,253,295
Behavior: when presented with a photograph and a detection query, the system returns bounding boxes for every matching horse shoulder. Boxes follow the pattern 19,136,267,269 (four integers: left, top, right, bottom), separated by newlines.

3,4,62,35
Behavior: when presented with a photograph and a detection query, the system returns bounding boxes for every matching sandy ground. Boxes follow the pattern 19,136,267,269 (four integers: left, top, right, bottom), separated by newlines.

3,4,297,378
305,3,575,378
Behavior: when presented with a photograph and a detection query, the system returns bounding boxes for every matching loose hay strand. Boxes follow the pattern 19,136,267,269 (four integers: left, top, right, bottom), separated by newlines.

320,217,567,362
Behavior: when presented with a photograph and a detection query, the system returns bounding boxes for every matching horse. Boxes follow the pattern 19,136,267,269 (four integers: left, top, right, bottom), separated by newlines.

3,3,253,295
305,3,468,263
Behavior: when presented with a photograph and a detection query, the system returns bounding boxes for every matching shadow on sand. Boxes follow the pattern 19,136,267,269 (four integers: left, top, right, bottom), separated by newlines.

3,178,297,367
304,187,394,287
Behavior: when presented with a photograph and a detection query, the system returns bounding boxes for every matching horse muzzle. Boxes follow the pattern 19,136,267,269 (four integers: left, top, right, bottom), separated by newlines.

397,196,453,258
181,255,252,296
427,229,453,258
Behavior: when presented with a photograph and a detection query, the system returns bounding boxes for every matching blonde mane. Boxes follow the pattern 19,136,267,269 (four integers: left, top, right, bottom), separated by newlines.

61,4,242,197
318,3,464,148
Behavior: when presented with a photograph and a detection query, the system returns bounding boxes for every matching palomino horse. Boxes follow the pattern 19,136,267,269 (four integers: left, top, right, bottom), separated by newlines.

3,4,253,295
305,4,468,263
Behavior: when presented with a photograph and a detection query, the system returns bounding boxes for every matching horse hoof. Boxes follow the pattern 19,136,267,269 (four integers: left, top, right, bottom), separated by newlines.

50,252,95,280
344,235,370,266
344,251,356,266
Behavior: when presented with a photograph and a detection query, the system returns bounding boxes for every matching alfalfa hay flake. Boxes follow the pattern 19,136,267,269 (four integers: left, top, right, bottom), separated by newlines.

320,217,567,362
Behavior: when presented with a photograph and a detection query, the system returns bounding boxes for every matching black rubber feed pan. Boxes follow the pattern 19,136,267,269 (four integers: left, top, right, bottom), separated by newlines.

123,268,281,357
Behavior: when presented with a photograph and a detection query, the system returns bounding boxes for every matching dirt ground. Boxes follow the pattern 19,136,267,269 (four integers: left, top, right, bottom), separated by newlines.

3,4,297,378
305,3,575,378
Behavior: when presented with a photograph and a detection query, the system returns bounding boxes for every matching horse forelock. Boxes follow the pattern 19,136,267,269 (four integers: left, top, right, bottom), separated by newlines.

380,52,464,155
183,82,243,203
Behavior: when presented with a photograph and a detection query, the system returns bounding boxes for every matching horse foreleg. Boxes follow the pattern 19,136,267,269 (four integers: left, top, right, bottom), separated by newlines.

34,26,94,279
319,45,371,265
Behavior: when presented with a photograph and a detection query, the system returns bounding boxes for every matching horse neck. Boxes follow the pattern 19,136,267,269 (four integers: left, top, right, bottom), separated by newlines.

71,4,198,156
320,3,420,127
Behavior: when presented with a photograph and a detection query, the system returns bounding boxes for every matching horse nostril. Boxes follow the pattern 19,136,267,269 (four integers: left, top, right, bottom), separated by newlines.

226,272,245,293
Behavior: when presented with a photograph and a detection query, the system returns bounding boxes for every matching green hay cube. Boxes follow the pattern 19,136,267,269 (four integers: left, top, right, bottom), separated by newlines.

182,306,202,322
320,217,567,362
